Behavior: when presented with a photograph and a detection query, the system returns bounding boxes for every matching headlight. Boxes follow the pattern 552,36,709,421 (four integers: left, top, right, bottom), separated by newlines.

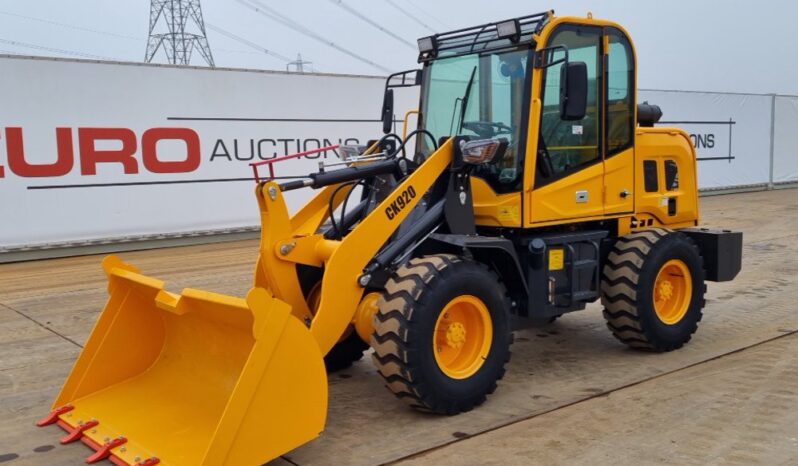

460,138,507,164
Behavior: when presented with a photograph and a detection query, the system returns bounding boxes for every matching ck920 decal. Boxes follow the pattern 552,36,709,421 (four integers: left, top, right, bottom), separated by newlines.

385,186,417,220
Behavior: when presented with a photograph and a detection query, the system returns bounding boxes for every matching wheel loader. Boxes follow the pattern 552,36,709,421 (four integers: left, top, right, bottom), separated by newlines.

38,11,743,466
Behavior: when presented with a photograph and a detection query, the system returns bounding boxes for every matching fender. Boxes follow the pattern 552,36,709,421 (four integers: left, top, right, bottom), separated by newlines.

426,233,528,300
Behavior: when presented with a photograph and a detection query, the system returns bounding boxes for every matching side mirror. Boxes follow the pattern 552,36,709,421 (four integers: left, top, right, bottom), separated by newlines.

381,88,394,134
560,61,587,121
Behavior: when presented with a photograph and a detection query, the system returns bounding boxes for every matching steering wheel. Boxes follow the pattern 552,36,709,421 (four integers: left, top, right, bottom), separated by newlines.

462,121,513,138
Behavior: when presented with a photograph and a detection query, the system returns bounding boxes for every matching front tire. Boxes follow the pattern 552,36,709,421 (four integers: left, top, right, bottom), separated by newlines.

601,228,706,352
371,254,512,414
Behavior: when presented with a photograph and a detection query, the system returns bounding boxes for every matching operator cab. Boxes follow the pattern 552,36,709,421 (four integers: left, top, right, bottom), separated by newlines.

384,11,642,228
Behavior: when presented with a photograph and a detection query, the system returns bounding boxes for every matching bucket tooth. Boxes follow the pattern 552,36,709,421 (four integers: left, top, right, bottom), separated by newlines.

36,405,73,427
60,419,99,444
85,436,127,464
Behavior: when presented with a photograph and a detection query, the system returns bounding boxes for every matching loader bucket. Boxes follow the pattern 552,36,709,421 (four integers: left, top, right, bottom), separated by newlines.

39,255,327,466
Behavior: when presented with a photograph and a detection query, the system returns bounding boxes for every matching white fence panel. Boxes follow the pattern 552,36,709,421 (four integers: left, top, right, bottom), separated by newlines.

640,90,772,189
774,95,798,184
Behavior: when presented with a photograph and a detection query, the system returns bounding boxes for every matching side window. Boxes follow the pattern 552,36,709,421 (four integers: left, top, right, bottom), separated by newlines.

606,28,634,156
644,160,658,192
539,26,602,182
665,160,679,190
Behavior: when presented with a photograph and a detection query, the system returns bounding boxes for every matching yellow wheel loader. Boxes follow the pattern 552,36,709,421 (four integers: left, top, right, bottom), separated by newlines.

38,11,743,466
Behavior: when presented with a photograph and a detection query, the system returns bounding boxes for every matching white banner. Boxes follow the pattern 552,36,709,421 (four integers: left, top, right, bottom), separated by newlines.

774,95,798,184
0,57,791,251
0,56,418,249
640,90,772,189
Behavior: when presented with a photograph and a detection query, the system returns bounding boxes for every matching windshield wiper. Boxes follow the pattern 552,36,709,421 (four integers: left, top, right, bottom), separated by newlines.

456,66,477,134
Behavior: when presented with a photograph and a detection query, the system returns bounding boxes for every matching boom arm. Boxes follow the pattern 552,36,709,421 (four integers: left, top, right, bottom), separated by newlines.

255,139,454,355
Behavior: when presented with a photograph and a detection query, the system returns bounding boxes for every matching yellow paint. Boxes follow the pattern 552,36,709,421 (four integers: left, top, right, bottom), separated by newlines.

653,259,693,325
634,128,700,226
528,160,605,223
549,249,565,271
253,182,312,322
471,177,523,227
603,148,635,215
52,257,326,466
354,292,381,343
433,295,493,379
498,205,521,223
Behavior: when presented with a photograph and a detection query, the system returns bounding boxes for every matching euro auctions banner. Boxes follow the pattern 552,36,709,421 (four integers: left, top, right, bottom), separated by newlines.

0,57,783,250
0,56,417,249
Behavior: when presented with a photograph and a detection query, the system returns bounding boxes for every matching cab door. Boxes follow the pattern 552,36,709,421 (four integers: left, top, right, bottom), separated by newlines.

528,24,605,223
602,27,636,215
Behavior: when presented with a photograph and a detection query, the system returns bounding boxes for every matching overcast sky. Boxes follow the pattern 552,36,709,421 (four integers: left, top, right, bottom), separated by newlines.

0,0,796,95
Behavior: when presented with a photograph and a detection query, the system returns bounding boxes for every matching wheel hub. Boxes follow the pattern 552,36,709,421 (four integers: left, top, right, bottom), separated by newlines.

657,280,674,302
433,295,493,379
653,259,693,325
445,322,467,349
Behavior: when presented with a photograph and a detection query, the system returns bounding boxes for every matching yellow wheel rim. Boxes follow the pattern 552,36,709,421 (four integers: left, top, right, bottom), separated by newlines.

433,295,493,379
653,259,693,325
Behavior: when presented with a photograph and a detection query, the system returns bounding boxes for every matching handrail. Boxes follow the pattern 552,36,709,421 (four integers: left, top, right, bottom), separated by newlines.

250,145,339,182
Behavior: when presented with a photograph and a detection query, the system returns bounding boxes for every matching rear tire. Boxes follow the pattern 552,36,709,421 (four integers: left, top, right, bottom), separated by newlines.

371,254,512,414
601,228,706,352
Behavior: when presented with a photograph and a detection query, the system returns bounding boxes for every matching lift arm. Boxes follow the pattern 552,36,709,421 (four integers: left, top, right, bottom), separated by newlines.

254,139,454,355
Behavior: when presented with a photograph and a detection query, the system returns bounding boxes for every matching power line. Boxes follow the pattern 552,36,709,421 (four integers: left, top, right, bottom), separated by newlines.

381,0,436,33
328,0,415,50
405,0,451,29
234,0,391,73
0,10,260,58
0,9,270,61
0,10,143,41
206,23,293,63
0,37,113,60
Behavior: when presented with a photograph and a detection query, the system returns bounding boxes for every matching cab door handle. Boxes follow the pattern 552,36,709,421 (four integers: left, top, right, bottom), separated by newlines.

620,189,631,199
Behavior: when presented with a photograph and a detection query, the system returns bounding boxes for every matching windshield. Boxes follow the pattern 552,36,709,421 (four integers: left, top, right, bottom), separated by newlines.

419,47,530,193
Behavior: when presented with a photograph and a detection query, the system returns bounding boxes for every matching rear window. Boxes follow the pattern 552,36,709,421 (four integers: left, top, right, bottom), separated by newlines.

665,160,679,191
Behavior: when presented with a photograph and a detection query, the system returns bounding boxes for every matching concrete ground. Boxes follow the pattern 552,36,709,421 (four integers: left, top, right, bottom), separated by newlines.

0,189,796,465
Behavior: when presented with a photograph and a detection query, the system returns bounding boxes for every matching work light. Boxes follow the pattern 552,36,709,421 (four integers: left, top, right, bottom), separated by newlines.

496,19,520,42
417,36,437,53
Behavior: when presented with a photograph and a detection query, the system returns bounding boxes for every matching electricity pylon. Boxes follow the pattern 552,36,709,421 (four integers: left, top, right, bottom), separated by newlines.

145,0,215,67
